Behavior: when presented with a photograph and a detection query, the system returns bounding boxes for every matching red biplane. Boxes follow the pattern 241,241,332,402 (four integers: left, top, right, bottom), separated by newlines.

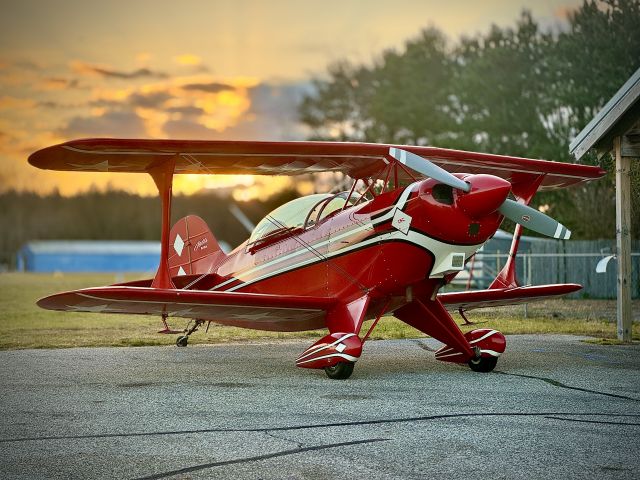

29,139,604,379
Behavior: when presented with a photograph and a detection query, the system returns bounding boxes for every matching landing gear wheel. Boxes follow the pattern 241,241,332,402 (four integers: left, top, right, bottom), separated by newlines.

468,356,497,373
176,335,188,347
324,362,354,380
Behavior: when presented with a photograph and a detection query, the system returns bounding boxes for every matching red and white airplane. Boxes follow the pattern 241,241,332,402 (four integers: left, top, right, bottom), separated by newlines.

30,139,604,379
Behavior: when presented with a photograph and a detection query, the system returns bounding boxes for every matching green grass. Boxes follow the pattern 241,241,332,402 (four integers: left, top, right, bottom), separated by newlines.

582,337,638,346
0,272,638,350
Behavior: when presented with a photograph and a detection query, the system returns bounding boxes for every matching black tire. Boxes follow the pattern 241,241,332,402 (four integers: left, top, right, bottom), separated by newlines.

468,356,497,373
324,362,355,380
176,336,188,347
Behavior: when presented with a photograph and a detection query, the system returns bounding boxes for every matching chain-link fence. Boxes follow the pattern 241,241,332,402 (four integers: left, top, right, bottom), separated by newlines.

453,240,640,299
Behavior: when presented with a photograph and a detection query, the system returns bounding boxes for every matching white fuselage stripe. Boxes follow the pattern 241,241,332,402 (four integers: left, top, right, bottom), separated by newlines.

226,229,481,292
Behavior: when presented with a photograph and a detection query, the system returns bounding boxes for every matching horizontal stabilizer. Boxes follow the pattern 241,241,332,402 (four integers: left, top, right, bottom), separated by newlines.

38,286,336,332
438,284,582,311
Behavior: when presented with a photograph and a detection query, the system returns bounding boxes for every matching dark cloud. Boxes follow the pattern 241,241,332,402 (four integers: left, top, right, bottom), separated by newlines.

162,118,222,140
72,61,168,79
42,77,80,89
38,100,85,109
38,100,62,108
10,59,42,70
247,82,312,118
181,82,234,93
191,64,211,73
88,90,173,110
178,63,211,74
58,110,148,138
237,82,312,140
163,81,312,141
166,105,205,116
127,91,172,108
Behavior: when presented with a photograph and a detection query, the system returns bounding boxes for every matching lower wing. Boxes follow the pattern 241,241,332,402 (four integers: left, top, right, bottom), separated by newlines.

438,283,582,311
38,286,336,332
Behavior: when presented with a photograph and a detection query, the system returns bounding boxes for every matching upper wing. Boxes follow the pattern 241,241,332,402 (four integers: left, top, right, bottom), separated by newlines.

29,139,605,190
38,286,336,332
438,283,582,311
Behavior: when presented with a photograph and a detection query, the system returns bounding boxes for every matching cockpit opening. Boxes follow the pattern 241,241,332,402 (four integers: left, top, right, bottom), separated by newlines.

248,192,355,244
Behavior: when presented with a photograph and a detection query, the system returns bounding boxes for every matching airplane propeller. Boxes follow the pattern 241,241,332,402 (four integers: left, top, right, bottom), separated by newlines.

388,147,571,240
498,199,570,239
389,147,471,193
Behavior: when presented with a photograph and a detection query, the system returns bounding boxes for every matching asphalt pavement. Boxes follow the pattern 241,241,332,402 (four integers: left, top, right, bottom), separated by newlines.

1,335,639,479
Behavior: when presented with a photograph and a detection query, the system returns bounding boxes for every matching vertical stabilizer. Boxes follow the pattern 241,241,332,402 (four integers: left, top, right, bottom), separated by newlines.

168,215,226,277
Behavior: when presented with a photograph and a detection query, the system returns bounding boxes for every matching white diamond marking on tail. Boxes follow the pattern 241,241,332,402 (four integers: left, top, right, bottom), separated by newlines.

174,234,185,256
177,266,186,276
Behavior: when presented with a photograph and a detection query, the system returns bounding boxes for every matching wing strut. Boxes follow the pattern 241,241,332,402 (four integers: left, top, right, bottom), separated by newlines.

148,156,177,289
490,174,545,289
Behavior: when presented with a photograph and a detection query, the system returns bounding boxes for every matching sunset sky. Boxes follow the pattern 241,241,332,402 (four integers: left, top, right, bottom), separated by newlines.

0,0,581,198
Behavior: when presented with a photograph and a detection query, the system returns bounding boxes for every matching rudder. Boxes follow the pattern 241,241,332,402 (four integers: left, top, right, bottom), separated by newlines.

168,215,226,277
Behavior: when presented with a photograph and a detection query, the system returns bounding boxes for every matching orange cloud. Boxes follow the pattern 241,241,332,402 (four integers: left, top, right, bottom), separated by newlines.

174,54,202,66
136,52,152,64
0,96,36,110
1,59,307,198
554,5,576,19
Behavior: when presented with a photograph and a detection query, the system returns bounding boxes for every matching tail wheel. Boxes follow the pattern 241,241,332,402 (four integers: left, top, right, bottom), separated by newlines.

176,335,188,347
468,356,498,373
324,362,355,380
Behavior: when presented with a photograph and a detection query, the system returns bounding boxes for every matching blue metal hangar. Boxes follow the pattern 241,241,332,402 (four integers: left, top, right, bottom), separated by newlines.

17,241,160,273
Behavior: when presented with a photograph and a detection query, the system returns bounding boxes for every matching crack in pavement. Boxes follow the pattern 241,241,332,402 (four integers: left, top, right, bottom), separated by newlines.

495,371,638,401
2,412,639,444
132,438,388,480
412,340,436,352
545,416,640,426
263,430,305,449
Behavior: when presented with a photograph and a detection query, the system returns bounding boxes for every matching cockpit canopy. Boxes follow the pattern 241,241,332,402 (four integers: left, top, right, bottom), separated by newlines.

249,192,354,243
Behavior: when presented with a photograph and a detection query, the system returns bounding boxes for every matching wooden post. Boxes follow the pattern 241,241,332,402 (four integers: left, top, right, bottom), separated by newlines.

615,136,632,342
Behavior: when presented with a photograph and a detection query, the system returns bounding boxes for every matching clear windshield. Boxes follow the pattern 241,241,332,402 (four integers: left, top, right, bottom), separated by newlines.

304,192,355,228
249,194,332,243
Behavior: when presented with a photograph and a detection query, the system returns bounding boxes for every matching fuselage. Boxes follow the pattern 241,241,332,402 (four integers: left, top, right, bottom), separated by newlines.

171,175,509,329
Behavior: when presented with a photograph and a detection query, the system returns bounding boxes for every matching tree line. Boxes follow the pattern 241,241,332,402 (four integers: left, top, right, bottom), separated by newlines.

0,188,298,269
299,0,640,239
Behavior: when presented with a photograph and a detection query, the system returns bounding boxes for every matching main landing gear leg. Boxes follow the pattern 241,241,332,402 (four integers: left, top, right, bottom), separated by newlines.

176,319,204,347
393,298,506,372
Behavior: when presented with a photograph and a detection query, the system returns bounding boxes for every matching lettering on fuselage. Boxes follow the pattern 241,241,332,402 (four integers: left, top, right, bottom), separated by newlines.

194,237,208,251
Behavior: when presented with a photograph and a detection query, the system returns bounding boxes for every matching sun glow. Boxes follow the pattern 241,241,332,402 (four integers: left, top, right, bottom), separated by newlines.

174,54,202,66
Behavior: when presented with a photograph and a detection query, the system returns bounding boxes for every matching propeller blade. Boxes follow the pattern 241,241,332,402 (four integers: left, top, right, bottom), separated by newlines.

498,199,571,239
389,147,471,192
